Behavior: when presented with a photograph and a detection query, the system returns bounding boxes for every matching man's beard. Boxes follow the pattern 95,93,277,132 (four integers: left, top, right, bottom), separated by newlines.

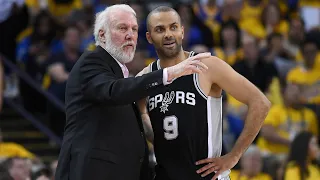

153,37,182,59
105,32,136,64
158,43,182,59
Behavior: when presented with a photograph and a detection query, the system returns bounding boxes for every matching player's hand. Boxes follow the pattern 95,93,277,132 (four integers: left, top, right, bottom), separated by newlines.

195,153,239,179
167,52,210,82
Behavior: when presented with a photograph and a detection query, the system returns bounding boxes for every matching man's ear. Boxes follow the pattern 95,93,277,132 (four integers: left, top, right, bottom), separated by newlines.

146,32,153,44
181,26,184,40
99,29,106,44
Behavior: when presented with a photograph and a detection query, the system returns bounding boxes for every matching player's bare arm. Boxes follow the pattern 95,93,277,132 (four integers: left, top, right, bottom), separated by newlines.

196,57,271,179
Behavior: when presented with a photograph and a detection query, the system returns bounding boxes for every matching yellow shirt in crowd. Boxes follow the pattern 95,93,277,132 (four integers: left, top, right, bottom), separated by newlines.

300,0,320,8
295,51,320,69
285,162,320,180
0,143,35,159
47,0,82,17
257,105,318,155
230,170,272,180
25,0,82,17
213,48,243,66
287,66,320,104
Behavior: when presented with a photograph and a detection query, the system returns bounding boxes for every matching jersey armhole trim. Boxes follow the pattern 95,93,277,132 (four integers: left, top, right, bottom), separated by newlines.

149,62,154,72
193,73,208,100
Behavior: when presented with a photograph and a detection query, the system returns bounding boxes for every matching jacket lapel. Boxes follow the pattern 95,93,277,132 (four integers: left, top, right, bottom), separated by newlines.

96,46,124,79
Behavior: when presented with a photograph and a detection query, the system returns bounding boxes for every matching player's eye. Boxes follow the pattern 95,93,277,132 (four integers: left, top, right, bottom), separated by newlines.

155,28,163,33
171,25,177,30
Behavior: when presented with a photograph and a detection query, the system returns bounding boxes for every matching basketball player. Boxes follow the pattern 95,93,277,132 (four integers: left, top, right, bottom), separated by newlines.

137,6,271,180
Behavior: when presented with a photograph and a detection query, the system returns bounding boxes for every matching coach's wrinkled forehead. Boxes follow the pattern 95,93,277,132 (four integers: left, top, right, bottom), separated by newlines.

146,6,182,32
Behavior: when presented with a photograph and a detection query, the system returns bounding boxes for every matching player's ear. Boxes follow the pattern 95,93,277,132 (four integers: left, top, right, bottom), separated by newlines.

181,26,184,40
146,32,153,44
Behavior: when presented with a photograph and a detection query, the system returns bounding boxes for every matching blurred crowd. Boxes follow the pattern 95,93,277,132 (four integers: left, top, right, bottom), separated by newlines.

0,0,320,180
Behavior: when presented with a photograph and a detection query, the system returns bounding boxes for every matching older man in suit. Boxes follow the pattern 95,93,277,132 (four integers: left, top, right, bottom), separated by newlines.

55,4,210,180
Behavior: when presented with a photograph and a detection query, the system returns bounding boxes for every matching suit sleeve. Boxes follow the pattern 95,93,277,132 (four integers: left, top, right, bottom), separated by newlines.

80,57,164,105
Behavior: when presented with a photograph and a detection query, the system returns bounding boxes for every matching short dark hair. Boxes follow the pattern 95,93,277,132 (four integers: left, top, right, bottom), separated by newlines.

146,6,181,32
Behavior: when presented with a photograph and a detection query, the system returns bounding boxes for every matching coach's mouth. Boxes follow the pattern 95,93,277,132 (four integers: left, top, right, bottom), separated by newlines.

123,44,134,50
125,44,134,47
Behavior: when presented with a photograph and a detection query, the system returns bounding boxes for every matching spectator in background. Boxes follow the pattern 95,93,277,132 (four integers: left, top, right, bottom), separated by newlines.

260,3,288,39
68,10,95,52
16,10,57,114
32,167,51,180
192,0,221,46
263,33,292,64
228,35,278,119
238,0,265,38
0,0,29,63
283,18,305,62
0,165,13,180
229,145,272,180
233,36,278,93
176,3,214,49
286,39,320,107
0,0,30,99
46,0,82,26
220,0,242,22
284,131,320,180
213,19,242,66
257,84,318,158
46,25,81,138
262,33,295,81
0,128,38,162
1,157,31,180
16,10,56,64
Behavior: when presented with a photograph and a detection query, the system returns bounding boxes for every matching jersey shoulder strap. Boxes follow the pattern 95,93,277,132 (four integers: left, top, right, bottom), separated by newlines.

189,51,196,57
150,51,196,72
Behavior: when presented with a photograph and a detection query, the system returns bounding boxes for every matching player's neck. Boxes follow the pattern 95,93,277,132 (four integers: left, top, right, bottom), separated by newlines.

158,50,188,68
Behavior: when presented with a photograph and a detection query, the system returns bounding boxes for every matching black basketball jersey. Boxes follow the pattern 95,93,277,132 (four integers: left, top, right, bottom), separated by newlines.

146,52,225,180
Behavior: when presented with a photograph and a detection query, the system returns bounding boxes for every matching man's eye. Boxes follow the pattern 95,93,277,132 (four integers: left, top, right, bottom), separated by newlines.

171,26,177,30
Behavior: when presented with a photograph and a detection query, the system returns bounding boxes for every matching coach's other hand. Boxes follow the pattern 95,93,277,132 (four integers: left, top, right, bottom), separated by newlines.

167,52,210,82
196,153,239,179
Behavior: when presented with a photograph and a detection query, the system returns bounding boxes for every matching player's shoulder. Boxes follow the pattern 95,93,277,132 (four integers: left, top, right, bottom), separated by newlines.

200,55,229,69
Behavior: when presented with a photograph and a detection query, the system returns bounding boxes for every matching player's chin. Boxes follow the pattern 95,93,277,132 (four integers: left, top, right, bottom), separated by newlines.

162,48,177,56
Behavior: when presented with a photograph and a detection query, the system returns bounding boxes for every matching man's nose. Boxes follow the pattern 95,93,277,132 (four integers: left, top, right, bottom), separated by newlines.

164,29,173,39
125,29,134,40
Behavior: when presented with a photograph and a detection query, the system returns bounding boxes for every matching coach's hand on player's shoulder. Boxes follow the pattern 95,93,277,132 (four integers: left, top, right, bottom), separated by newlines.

195,153,239,179
167,52,210,82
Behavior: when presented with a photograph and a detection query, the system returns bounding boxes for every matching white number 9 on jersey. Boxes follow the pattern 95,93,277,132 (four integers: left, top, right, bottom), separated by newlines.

163,116,178,140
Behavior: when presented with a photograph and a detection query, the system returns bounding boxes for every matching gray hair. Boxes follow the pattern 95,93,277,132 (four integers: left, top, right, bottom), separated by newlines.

93,4,136,46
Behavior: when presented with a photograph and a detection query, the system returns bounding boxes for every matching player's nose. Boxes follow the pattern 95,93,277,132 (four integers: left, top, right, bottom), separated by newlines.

164,29,173,39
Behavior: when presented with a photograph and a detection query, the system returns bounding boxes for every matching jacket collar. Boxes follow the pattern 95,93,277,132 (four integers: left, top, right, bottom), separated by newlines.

96,45,124,79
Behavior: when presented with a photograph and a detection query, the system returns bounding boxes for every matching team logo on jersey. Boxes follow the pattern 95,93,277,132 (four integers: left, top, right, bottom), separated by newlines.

148,91,196,112
160,91,175,113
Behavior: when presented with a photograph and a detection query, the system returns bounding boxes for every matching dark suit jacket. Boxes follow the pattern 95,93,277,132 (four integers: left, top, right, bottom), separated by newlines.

55,46,164,180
